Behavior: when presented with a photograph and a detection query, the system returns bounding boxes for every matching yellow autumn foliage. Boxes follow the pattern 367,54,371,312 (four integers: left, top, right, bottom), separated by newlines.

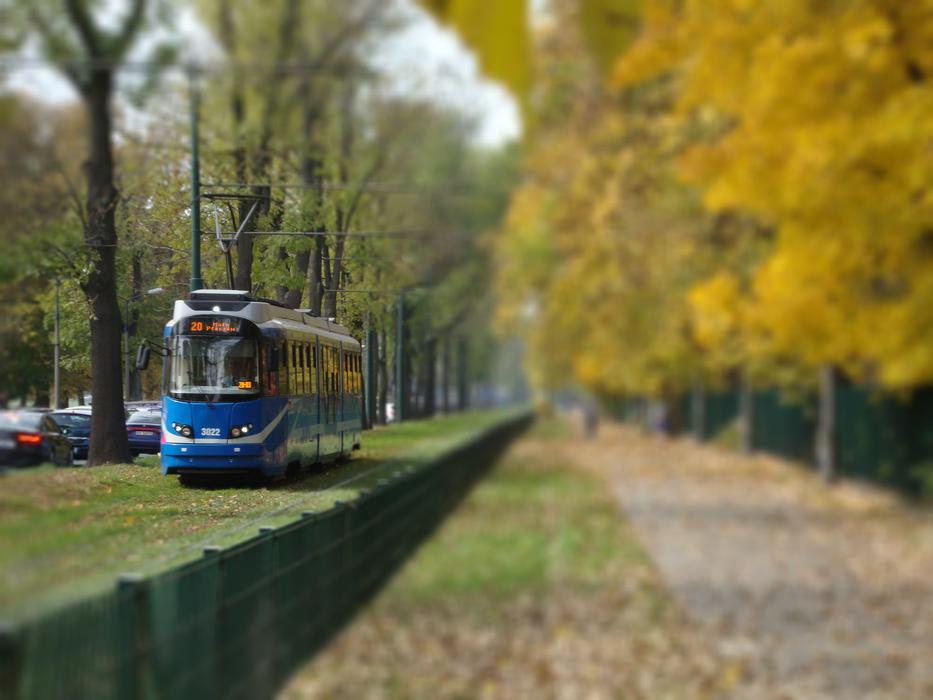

470,0,933,398
613,0,933,390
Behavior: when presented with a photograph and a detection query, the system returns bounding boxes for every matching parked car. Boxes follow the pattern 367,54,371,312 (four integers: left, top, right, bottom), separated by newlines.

126,408,161,456
125,400,160,413
51,408,92,461
0,410,74,467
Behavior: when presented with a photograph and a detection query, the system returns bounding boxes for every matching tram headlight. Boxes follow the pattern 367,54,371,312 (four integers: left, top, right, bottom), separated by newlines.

171,422,193,438
229,424,253,439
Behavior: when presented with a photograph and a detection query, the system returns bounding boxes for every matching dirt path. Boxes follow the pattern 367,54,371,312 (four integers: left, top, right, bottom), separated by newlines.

579,423,933,699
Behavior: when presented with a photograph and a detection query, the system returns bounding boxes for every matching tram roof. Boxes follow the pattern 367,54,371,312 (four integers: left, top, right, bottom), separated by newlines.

167,290,357,344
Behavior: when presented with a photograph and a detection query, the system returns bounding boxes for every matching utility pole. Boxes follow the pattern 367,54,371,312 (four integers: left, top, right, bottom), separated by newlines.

189,66,204,293
53,278,61,409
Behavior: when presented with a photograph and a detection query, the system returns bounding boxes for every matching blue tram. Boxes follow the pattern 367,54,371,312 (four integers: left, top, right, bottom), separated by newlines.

160,290,362,478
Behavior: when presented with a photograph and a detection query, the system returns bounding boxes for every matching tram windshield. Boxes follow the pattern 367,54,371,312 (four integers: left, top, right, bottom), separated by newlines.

168,336,260,399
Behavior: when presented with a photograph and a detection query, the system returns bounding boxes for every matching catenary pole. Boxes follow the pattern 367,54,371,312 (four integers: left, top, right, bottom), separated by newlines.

53,278,61,409
189,66,204,293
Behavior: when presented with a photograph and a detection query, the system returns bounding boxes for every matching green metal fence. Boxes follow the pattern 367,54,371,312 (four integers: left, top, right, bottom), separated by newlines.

833,386,933,491
750,390,815,463
0,412,533,699
678,385,933,493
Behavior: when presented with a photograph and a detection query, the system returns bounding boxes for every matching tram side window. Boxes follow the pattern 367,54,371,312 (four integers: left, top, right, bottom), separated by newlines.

297,342,305,395
323,346,330,397
339,351,344,393
297,343,304,395
356,353,361,393
303,344,310,394
339,349,345,394
279,342,288,396
298,342,305,395
263,344,277,396
346,352,351,393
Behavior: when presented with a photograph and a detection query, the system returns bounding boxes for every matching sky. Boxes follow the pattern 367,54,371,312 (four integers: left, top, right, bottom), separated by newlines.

377,0,523,147
3,0,523,148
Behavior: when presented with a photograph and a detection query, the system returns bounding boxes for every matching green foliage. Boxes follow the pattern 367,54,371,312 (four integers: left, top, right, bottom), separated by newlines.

0,0,521,405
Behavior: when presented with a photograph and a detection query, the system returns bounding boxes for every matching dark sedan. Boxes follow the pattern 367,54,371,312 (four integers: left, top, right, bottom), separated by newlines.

51,409,92,461
126,409,161,456
0,411,73,468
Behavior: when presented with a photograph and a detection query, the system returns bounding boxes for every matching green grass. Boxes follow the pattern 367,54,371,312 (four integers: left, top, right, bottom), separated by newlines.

385,418,654,605
0,408,519,621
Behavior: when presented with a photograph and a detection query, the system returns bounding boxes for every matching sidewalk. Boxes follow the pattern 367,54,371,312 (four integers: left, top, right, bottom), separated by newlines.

579,424,933,699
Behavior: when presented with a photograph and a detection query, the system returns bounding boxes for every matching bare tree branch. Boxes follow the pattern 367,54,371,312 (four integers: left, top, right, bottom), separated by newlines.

63,0,100,56
114,0,147,59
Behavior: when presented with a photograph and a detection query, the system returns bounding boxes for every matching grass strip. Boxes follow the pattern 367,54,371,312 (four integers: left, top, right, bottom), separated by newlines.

0,408,519,621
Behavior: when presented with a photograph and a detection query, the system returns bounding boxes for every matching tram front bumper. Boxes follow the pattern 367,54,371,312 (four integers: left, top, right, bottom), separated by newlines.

161,442,265,473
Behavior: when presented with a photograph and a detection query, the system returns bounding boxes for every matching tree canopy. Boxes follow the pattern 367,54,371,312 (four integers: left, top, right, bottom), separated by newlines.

485,0,933,399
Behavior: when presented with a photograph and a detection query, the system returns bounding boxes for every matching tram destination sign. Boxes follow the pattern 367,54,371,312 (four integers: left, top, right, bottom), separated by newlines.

186,317,242,335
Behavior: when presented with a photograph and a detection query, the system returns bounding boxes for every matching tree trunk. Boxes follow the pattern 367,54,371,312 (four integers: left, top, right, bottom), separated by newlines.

83,70,131,464
376,326,388,424
298,72,326,313
423,338,436,418
441,337,450,413
283,249,309,309
323,235,343,319
456,337,468,412
816,364,836,483
274,246,291,304
308,239,325,316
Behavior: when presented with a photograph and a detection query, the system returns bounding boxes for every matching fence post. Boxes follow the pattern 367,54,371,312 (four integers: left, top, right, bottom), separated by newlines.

0,623,21,699
739,371,754,454
816,364,836,482
116,573,148,700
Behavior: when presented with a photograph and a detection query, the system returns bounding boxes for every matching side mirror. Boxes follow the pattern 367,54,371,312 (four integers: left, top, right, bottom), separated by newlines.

269,345,280,371
135,343,151,371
